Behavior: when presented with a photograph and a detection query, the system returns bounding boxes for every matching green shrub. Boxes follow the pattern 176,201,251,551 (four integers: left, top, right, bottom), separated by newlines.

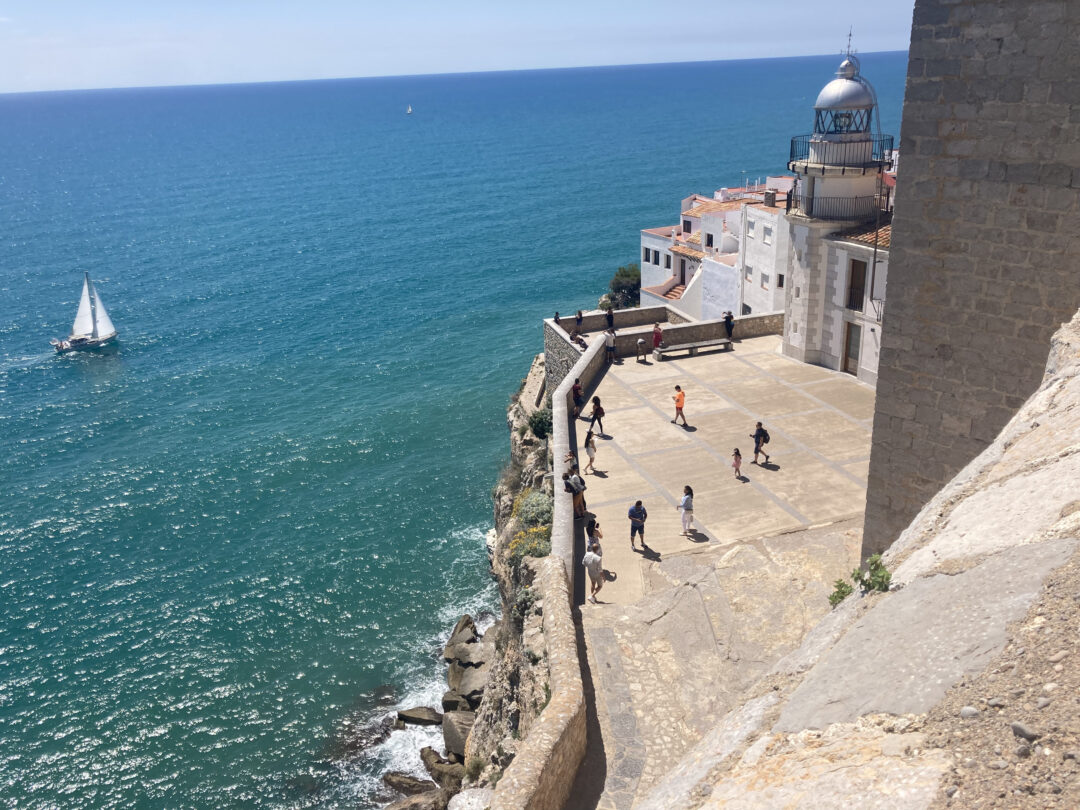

828,579,854,607
828,554,891,608
528,408,552,440
853,554,892,594
507,526,551,566
512,489,553,528
465,757,485,781
608,262,641,308
512,586,536,624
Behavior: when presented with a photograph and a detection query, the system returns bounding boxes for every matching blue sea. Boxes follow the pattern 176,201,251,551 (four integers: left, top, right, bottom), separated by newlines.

0,52,906,809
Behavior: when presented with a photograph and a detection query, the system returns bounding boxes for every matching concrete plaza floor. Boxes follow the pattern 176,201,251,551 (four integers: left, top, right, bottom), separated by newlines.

576,333,875,608
566,335,874,809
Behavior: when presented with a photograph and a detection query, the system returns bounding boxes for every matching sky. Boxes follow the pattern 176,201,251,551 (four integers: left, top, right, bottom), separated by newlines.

0,1,917,94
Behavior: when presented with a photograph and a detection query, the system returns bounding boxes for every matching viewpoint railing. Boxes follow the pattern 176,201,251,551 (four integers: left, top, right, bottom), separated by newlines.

788,134,894,168
786,194,890,222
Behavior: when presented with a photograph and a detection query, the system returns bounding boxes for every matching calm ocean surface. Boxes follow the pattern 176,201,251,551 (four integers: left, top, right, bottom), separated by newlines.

0,53,906,809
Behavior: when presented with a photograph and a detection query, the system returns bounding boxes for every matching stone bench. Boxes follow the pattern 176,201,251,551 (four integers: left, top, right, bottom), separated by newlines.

653,338,732,361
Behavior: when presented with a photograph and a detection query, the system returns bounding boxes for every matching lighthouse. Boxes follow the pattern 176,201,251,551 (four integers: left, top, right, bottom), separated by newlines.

782,54,895,382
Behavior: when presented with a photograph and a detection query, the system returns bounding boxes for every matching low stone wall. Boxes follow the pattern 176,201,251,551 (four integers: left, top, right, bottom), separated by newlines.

544,306,673,392
488,557,585,810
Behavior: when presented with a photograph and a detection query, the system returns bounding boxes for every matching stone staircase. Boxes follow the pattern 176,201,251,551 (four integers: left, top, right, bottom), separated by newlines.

663,284,686,300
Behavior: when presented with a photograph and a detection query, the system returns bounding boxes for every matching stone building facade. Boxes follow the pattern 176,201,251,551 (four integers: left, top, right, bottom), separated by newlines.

863,0,1080,556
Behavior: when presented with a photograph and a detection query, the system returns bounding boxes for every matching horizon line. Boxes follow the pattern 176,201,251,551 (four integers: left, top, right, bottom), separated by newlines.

0,48,909,98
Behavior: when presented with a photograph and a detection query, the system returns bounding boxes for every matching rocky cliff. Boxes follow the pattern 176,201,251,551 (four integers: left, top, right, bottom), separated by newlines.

638,312,1080,808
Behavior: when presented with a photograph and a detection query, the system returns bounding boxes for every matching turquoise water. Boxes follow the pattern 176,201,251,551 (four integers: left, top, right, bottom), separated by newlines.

0,52,907,809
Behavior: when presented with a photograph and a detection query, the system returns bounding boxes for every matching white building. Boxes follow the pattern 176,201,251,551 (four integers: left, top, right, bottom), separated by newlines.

639,178,795,321
637,54,894,385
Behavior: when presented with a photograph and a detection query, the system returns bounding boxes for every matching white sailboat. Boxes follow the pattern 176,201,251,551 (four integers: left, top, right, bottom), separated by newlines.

51,272,118,353
406,104,413,115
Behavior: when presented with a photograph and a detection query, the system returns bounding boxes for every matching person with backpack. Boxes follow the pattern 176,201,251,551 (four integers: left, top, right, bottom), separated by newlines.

589,396,606,436
751,422,770,465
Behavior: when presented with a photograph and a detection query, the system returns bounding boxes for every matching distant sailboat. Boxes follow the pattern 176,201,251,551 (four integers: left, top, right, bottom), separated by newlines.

406,105,413,115
51,272,118,353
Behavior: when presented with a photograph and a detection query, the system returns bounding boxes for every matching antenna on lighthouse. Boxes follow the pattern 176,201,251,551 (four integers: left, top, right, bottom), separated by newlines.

846,26,853,56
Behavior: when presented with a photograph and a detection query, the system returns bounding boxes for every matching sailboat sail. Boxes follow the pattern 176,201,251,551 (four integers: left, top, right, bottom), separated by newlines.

91,284,116,337
72,276,95,337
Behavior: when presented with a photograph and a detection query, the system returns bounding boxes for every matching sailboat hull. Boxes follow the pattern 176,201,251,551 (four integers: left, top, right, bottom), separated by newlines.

52,333,118,353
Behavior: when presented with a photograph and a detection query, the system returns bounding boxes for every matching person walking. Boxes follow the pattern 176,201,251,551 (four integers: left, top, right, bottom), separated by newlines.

583,541,604,603
751,422,770,464
586,517,604,549
628,500,647,550
589,396,605,435
732,448,742,478
671,385,688,426
677,485,694,536
583,430,597,474
636,336,648,362
604,328,617,364
567,468,587,517
572,378,585,418
723,311,734,340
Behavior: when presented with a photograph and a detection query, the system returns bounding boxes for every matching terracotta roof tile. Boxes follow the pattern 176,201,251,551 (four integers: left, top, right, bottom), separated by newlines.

670,244,706,260
832,217,892,249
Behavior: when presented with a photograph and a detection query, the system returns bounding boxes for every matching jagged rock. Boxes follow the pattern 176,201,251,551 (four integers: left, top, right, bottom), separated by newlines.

448,788,495,810
447,661,490,700
420,746,465,792
443,711,476,759
383,771,438,795
443,641,493,666
441,690,471,712
397,706,443,726
446,615,478,648
1011,721,1040,742
385,789,450,810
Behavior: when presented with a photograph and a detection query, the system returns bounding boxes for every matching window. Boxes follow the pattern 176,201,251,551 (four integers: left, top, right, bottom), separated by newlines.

705,233,714,248
744,264,753,282
682,219,692,233
761,273,770,290
792,322,798,333
778,274,785,289
643,247,650,262
747,221,755,238
763,226,773,245
652,252,660,266
846,259,867,312
741,304,752,315
665,254,671,269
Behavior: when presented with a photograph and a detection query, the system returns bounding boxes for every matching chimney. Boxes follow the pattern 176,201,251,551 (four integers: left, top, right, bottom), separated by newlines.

763,190,777,207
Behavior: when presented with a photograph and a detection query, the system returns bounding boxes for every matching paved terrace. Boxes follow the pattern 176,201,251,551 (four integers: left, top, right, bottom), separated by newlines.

565,334,874,809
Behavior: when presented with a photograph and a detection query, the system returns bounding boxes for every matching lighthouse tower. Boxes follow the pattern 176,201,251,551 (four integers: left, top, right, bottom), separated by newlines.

782,54,894,373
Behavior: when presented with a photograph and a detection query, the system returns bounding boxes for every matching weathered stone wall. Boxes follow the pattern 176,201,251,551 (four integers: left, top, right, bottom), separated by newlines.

863,0,1080,556
488,557,585,810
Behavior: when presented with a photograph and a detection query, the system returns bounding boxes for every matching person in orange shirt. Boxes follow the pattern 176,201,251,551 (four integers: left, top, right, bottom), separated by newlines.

671,385,687,426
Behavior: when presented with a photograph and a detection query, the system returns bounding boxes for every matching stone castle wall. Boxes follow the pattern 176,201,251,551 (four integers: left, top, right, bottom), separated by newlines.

863,0,1080,556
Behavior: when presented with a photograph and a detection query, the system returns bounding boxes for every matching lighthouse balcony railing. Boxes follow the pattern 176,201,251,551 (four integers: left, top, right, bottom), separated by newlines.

789,134,894,168
785,194,889,222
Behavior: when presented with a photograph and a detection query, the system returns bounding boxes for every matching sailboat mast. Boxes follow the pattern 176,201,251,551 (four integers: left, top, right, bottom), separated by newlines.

86,272,99,339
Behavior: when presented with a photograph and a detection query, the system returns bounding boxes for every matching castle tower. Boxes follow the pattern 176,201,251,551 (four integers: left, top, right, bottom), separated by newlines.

782,55,894,373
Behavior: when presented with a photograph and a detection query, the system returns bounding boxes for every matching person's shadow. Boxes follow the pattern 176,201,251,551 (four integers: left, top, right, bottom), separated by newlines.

682,425,697,432
759,461,780,471
602,570,618,582
735,474,750,483
686,529,709,543
591,469,608,478
636,544,662,562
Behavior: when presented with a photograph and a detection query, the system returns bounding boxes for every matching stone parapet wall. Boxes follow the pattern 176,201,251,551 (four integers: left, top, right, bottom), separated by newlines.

863,0,1080,556
488,557,585,810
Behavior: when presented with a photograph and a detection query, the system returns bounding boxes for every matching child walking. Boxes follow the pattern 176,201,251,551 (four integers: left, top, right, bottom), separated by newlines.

677,485,694,535
732,448,742,478
583,430,597,473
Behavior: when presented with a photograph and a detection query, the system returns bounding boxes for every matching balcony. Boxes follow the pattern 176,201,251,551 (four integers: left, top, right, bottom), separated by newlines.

846,287,865,312
788,134,894,173
786,194,889,222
